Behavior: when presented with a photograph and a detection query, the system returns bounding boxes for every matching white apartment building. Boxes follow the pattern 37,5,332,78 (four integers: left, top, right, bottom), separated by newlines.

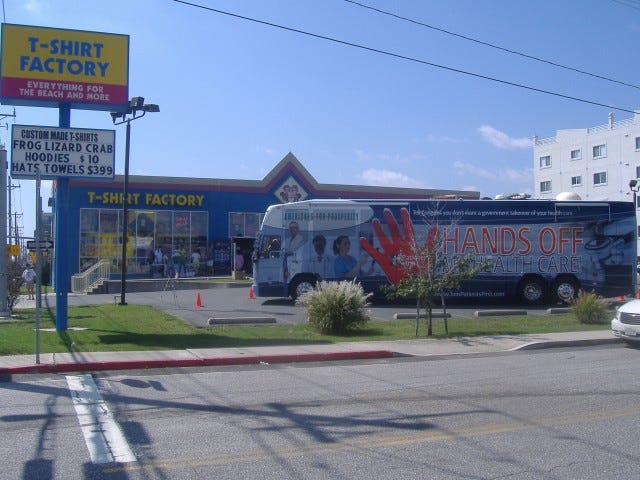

533,111,640,253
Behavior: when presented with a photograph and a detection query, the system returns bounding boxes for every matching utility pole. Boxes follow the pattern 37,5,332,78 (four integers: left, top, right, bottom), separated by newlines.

7,177,20,256
8,176,11,246
0,109,15,316
0,147,10,316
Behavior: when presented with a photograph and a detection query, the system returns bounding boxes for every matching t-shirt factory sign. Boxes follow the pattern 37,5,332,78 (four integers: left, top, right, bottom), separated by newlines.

0,24,129,111
11,124,115,180
86,191,205,208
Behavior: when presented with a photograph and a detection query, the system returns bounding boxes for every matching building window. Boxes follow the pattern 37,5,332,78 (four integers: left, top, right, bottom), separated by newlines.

636,137,640,150
593,171,607,185
570,149,581,160
592,144,607,158
571,175,582,186
229,212,265,238
79,208,209,276
539,155,551,168
636,165,640,179
540,180,551,193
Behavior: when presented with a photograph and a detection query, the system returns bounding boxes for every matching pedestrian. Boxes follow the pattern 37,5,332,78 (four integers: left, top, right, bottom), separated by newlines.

21,263,36,300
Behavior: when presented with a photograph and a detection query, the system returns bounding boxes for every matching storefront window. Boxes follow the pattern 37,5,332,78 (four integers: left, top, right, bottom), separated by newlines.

229,212,264,238
79,208,208,276
229,212,244,237
245,213,259,237
155,211,173,260
191,211,207,252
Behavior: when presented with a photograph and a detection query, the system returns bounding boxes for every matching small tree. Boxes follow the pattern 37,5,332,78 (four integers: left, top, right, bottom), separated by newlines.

7,258,24,312
361,206,488,336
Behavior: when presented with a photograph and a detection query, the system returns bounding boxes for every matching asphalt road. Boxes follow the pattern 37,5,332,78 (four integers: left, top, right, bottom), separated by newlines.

1,343,638,479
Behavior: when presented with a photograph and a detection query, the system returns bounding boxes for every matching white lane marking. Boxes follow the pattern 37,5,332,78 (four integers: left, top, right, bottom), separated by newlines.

66,373,137,464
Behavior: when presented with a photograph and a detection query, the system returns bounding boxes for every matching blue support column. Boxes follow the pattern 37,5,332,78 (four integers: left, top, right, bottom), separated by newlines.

55,106,70,331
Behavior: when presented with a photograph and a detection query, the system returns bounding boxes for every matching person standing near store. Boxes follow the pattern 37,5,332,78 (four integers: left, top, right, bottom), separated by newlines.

22,263,36,300
191,248,201,275
154,246,163,265
178,246,188,277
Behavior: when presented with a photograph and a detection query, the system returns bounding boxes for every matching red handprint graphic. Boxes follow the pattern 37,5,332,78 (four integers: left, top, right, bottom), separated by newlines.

359,207,437,284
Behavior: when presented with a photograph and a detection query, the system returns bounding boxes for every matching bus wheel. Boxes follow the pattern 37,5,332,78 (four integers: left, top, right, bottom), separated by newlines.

290,275,316,301
517,276,547,305
552,276,579,304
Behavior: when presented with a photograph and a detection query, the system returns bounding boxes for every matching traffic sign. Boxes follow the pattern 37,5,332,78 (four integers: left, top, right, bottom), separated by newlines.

27,240,54,250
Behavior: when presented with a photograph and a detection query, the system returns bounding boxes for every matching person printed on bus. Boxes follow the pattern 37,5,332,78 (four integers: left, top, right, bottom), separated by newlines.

285,221,305,255
309,234,333,278
332,235,375,279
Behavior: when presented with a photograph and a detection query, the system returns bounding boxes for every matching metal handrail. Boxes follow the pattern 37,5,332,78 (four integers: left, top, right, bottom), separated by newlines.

71,259,111,293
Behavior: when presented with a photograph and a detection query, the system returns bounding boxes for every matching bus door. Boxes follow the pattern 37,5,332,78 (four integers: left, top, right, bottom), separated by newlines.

254,232,285,286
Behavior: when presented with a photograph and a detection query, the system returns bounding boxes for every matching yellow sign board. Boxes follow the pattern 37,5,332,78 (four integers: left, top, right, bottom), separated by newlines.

0,23,129,110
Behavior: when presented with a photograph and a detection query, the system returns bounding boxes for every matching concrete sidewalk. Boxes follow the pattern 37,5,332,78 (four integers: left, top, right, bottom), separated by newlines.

0,330,620,375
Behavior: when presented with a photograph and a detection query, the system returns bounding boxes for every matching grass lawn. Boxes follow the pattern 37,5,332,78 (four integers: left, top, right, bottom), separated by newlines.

0,303,611,356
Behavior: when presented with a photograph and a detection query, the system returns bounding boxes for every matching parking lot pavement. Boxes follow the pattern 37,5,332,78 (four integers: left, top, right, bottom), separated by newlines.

14,287,610,329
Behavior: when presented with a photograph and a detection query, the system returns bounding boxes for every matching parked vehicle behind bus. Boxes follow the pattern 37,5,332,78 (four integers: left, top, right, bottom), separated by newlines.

251,199,637,304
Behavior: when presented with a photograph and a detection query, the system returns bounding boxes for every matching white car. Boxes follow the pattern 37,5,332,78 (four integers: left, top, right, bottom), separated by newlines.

612,299,640,343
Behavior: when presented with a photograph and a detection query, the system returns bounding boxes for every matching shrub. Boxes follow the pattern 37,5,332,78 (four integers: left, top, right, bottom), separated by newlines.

570,290,609,324
296,280,372,334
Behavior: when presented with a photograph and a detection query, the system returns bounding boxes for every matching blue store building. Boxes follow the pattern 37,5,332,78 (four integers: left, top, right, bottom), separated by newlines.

61,153,479,281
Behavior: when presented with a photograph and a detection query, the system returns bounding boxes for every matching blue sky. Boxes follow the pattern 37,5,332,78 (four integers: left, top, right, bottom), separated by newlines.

2,0,640,238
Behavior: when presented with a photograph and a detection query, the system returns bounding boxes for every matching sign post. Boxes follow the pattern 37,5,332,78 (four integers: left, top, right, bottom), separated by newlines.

0,24,128,331
35,169,41,363
11,123,114,331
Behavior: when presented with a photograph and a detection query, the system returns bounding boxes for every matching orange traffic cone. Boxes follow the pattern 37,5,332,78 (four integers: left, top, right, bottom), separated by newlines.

195,292,203,308
636,289,640,299
248,287,255,300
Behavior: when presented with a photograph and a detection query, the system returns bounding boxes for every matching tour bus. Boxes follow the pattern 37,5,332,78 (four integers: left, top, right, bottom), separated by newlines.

251,199,637,304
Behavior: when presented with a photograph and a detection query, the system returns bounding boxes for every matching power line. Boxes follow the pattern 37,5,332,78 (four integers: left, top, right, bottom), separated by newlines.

172,0,638,114
611,0,640,11
344,0,640,91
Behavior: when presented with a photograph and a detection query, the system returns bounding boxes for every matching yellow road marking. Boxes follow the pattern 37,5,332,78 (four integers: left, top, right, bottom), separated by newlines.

103,406,640,473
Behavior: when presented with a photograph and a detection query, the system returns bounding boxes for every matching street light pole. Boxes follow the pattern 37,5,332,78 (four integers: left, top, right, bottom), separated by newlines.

110,97,160,306
120,119,131,305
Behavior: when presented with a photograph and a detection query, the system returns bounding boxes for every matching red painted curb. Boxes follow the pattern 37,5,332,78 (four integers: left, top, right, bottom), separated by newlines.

0,350,395,375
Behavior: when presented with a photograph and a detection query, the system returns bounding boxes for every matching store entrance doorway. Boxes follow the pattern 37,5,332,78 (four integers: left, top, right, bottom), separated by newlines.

231,237,255,278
